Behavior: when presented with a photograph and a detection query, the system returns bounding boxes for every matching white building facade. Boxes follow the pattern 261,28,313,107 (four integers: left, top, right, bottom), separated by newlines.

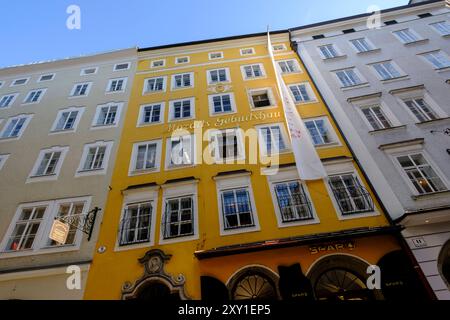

0,49,137,299
291,0,450,299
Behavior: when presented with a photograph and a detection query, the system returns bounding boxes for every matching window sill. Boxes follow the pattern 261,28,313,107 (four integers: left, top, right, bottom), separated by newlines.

165,164,196,171
369,125,407,134
137,121,163,127
322,55,347,61
412,190,450,201
251,105,278,111
26,174,58,183
315,142,341,149
277,217,320,228
243,76,267,81
0,244,81,259
404,38,429,46
105,90,125,94
68,95,88,99
49,129,76,135
356,48,381,55
294,100,319,106
337,210,380,221
341,83,370,91
21,101,41,106
0,136,21,143
381,75,410,84
436,66,450,73
168,117,195,123
142,90,166,95
91,124,118,130
159,233,199,245
220,225,260,236
171,86,194,91
415,117,450,127
76,168,106,177
114,241,153,252
129,168,160,176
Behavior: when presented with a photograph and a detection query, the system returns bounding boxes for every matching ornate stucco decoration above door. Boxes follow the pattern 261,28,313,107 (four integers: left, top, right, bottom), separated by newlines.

121,249,190,300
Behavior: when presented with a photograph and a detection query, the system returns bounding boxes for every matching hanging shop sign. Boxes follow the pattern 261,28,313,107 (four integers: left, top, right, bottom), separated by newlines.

49,220,70,245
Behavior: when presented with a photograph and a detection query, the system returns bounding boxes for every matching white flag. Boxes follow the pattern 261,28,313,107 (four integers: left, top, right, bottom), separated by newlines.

267,32,327,180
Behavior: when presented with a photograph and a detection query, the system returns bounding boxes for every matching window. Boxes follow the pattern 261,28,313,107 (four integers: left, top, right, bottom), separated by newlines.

430,21,450,36
328,174,374,215
29,147,68,180
70,82,92,97
11,78,29,86
163,196,195,239
38,74,55,82
305,117,337,146
143,76,166,93
221,188,256,230
138,103,164,125
289,83,315,103
421,51,450,69
393,29,422,44
403,98,438,122
151,60,165,68
0,115,32,140
273,44,287,51
0,94,18,108
23,89,46,104
210,129,244,162
249,88,275,108
350,38,375,53
175,56,189,64
171,73,194,89
1,197,91,253
278,60,300,73
166,135,194,169
371,61,402,80
384,20,398,25
343,28,356,34
208,93,236,115
360,105,393,130
209,52,223,60
114,62,130,71
274,181,314,222
119,202,154,246
0,154,10,171
335,68,364,87
77,141,113,175
241,64,265,80
51,107,84,132
169,98,194,121
80,67,98,75
418,13,432,18
92,103,123,127
207,68,230,84
257,124,289,156
396,153,447,194
318,44,340,59
312,34,325,39
107,77,127,92
240,48,255,55
130,140,162,174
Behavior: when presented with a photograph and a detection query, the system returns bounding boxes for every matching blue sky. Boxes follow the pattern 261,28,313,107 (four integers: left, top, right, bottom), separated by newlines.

1,0,408,68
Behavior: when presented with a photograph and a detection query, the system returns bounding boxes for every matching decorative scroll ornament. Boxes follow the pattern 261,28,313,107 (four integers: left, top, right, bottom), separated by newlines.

57,207,100,241
207,83,232,94
121,249,189,300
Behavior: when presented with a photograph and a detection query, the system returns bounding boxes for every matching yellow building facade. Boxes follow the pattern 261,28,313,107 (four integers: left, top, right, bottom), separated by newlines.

84,32,427,300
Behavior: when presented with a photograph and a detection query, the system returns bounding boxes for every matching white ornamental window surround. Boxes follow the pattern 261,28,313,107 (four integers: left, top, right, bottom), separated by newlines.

107,77,128,93
277,59,301,74
318,44,341,59
209,128,246,163
27,146,69,182
393,28,424,44
429,21,450,36
138,102,165,126
114,62,131,71
165,134,196,170
169,97,195,121
370,61,405,81
209,52,224,60
349,38,376,53
80,67,98,76
333,68,366,88
128,139,162,175
171,72,194,90
151,59,166,68
288,82,316,103
208,92,237,115
207,68,230,84
38,74,55,82
240,48,255,56
0,114,33,141
92,102,123,128
256,123,291,157
420,50,450,70
241,63,266,80
51,107,85,133
70,82,92,97
143,76,166,94
0,93,19,109
23,88,46,104
175,56,190,64
304,116,340,147
76,141,114,177
10,77,30,87
248,87,277,109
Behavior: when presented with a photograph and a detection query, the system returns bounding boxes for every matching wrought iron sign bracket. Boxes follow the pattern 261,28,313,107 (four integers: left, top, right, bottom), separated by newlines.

57,207,101,241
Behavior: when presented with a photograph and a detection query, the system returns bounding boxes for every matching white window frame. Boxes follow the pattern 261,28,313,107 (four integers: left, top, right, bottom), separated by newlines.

333,67,366,88
143,76,167,94
151,59,166,68
208,92,237,116
165,134,196,170
27,146,69,183
38,73,55,82
69,82,93,98
369,60,405,81
0,93,19,109
0,197,92,258
323,159,379,220
159,181,199,245
50,106,85,134
76,141,114,177
0,114,33,141
272,44,287,52
175,56,190,64
318,44,342,59
349,38,377,53
80,67,98,76
256,123,291,157
266,167,319,228
277,59,301,74
168,97,195,122
137,102,165,127
288,82,317,104
355,101,400,131
419,50,450,70
429,21,450,36
115,186,159,251
392,28,424,44
209,52,223,60
113,62,131,71
304,116,340,148
214,174,260,236
106,77,128,93
91,102,123,129
247,87,277,110
0,154,10,171
206,68,231,85
240,63,266,80
128,139,162,176
240,48,255,56
208,128,246,163
10,77,30,87
22,88,47,105
171,72,194,90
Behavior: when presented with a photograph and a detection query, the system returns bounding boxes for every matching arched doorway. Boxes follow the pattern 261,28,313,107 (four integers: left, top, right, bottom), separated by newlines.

438,240,450,288
227,266,280,300
136,281,181,301
307,254,382,301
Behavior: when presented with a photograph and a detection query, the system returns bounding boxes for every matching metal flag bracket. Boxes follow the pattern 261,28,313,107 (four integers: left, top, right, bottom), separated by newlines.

56,207,101,241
